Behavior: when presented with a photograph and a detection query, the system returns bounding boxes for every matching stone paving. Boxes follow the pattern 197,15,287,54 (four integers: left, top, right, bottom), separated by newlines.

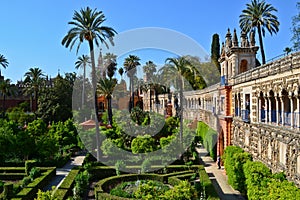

196,147,245,200
43,153,86,192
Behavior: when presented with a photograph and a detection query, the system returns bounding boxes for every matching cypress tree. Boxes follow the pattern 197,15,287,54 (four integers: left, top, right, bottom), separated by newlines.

211,33,221,73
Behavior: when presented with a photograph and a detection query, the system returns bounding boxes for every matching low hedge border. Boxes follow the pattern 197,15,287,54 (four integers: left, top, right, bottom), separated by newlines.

11,167,56,200
52,167,81,199
0,167,54,181
198,165,220,200
94,172,199,200
95,174,166,199
0,167,25,173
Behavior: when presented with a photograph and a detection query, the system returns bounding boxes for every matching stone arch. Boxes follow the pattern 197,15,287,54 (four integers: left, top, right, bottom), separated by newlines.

259,91,266,122
240,59,248,73
281,89,290,125
269,90,276,123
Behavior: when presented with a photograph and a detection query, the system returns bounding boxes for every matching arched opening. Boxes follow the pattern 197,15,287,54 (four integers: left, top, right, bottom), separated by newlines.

269,90,276,123
282,89,290,125
259,91,266,122
234,94,239,116
239,59,248,73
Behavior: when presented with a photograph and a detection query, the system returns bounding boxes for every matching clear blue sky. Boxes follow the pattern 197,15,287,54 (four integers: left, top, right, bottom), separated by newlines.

0,0,297,83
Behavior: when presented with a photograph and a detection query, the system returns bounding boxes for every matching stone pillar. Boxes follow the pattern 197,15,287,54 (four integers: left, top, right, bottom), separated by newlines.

280,96,285,125
258,96,261,122
276,95,280,125
297,97,300,129
290,95,294,128
264,96,268,123
268,96,272,124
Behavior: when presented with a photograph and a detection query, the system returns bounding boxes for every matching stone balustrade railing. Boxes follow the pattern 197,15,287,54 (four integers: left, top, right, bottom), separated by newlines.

233,52,300,84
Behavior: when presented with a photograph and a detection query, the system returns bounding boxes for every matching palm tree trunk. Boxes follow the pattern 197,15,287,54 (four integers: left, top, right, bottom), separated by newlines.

107,96,112,125
131,78,135,110
257,25,266,65
179,76,184,144
150,88,152,111
82,63,86,109
89,40,101,161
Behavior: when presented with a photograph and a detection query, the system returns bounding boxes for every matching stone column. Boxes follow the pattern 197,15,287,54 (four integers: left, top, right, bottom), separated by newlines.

258,96,261,122
268,96,272,124
280,96,285,125
297,97,300,129
290,95,294,128
276,95,280,125
264,96,268,123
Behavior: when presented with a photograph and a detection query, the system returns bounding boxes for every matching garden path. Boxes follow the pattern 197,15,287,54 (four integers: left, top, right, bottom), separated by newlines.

43,152,86,192
196,146,245,200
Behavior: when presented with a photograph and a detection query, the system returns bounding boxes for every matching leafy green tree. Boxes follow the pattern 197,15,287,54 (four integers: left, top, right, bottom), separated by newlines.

97,78,117,125
131,135,156,154
292,2,300,51
38,73,74,122
48,119,78,150
26,118,47,137
0,54,8,73
239,0,280,64
211,33,221,73
0,79,16,116
124,55,141,112
165,56,197,143
75,55,90,109
62,6,117,160
24,67,45,113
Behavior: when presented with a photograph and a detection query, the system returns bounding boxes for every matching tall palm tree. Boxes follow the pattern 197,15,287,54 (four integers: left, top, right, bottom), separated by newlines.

143,61,157,111
97,78,117,126
143,61,157,80
0,54,9,75
165,56,197,143
75,54,90,109
123,55,140,112
104,53,117,80
239,0,279,64
62,7,117,161
0,79,15,117
24,68,45,113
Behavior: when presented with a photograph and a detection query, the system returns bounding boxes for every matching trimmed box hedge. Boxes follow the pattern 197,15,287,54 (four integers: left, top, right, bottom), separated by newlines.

52,167,81,199
11,167,56,200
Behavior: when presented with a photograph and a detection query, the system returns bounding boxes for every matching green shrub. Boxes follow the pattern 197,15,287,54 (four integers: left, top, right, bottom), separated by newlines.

25,160,37,176
134,180,170,200
141,159,151,174
115,160,126,176
0,180,4,193
131,135,156,154
53,168,81,199
223,146,251,193
198,165,219,199
29,167,41,181
73,170,90,198
2,183,14,199
110,181,135,198
22,176,31,187
162,180,198,200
